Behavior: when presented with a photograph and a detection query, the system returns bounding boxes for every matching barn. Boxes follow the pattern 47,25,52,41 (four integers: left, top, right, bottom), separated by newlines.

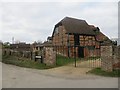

52,17,110,58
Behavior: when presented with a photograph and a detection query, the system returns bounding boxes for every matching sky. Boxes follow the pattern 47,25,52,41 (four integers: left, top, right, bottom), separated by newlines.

0,0,119,44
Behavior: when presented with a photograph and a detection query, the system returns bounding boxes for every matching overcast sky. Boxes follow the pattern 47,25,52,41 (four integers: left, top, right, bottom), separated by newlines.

0,0,119,44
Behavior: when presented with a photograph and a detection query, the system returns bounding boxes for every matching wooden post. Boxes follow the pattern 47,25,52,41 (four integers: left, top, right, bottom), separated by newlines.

74,45,77,67
67,33,70,57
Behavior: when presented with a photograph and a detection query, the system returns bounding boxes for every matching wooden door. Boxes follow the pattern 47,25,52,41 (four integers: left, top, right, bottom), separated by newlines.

78,47,84,58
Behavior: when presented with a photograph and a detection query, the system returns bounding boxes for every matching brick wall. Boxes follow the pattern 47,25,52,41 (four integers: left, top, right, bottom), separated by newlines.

3,49,32,59
112,46,120,69
52,25,101,58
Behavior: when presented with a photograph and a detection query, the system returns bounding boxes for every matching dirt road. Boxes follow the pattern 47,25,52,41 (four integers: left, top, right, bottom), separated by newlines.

2,62,118,88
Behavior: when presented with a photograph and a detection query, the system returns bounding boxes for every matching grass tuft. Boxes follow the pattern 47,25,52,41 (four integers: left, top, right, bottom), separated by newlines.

87,67,120,77
56,55,79,66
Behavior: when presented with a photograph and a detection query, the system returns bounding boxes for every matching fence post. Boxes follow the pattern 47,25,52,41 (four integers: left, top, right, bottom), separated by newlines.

74,46,77,67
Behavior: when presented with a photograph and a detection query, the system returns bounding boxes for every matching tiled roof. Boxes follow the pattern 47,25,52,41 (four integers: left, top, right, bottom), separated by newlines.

55,17,95,35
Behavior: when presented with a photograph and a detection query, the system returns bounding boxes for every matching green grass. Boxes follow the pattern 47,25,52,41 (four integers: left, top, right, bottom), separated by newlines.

87,68,120,77
56,55,79,66
2,55,78,69
2,55,55,69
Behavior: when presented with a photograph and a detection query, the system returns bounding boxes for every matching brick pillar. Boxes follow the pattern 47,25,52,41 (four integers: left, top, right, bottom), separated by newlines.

101,45,113,72
43,47,56,66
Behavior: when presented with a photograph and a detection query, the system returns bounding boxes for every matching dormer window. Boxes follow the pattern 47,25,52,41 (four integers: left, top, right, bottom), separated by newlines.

93,27,100,33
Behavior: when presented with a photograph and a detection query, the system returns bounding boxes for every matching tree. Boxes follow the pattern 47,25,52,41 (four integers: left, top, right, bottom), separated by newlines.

37,40,42,44
3,42,10,48
32,40,42,45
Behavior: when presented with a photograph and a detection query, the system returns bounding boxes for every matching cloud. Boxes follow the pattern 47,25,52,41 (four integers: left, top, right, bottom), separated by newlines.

1,2,118,43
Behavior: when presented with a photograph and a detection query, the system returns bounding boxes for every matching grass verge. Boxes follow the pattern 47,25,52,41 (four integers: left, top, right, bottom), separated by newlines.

2,55,78,69
2,55,55,69
87,68,120,77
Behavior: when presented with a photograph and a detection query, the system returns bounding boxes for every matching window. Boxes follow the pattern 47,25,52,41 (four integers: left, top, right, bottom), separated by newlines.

36,47,38,50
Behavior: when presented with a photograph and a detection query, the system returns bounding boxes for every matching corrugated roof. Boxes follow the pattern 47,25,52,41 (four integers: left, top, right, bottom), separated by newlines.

55,17,95,35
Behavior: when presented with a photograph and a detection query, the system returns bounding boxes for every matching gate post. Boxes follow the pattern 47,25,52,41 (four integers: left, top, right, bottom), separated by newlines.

43,46,56,66
101,45,113,72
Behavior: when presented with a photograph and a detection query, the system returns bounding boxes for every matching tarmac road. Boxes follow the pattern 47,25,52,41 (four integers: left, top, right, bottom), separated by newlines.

1,62,118,88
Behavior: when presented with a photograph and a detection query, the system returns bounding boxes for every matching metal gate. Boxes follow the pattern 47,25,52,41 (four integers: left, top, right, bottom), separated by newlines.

76,46,101,68
55,45,101,68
